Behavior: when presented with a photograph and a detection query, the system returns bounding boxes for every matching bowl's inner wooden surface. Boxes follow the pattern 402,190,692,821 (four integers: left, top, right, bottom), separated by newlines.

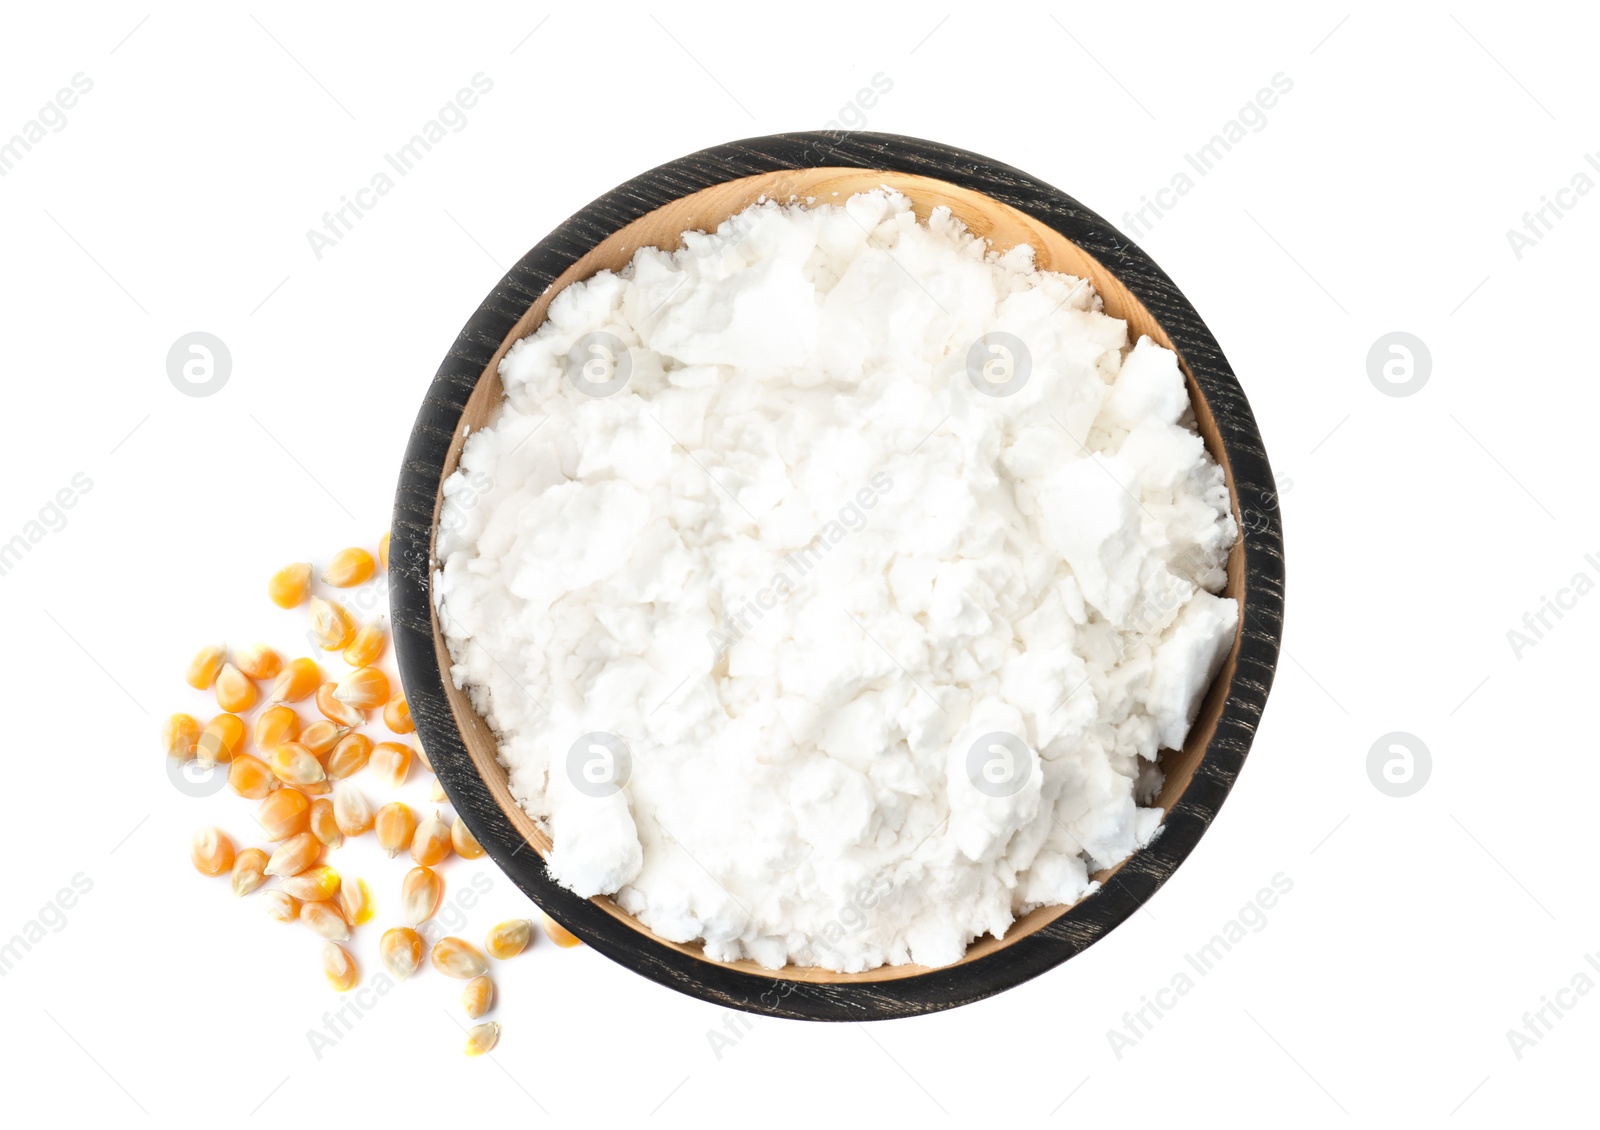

431,168,1245,984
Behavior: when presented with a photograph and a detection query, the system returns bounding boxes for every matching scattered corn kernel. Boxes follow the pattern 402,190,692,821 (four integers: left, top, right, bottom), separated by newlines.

263,890,300,922
309,798,343,849
339,876,374,926
462,976,494,1019
227,754,275,799
268,562,312,609
268,742,326,787
257,787,311,841
235,642,284,681
280,865,340,902
301,899,350,941
196,713,246,767
315,682,365,728
413,743,432,773
265,831,321,878
382,692,414,735
430,937,487,979
185,644,225,691
451,817,484,860
401,865,443,926
214,663,258,713
230,847,270,896
371,742,413,789
380,926,423,980
322,941,358,992
322,547,375,588
341,619,387,667
308,597,356,651
375,802,415,858
430,777,447,803
333,782,375,837
542,913,581,949
334,666,389,711
300,778,331,796
299,719,346,756
378,531,390,571
161,713,201,760
410,810,451,868
464,1022,500,1057
191,827,235,876
325,732,373,779
485,919,533,960
270,657,322,704
253,705,301,751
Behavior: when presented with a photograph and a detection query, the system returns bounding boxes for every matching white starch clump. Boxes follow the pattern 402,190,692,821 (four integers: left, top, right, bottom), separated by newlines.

435,190,1238,972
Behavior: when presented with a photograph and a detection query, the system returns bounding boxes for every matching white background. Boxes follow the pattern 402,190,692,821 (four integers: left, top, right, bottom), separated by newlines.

0,2,1592,1125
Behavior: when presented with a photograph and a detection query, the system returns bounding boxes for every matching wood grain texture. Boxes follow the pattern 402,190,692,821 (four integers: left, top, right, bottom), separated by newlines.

390,131,1287,1021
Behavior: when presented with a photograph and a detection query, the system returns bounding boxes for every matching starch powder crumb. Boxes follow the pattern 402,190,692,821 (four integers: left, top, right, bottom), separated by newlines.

434,189,1238,972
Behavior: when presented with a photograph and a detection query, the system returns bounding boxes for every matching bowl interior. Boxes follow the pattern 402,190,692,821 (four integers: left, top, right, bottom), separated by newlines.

429,167,1245,984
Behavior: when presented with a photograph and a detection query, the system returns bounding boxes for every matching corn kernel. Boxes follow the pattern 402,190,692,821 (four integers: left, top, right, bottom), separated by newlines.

301,899,350,941
430,777,448,803
542,913,581,949
333,782,375,837
334,666,389,711
413,743,433,773
371,742,412,789
315,682,365,728
213,663,258,713
196,713,246,767
326,732,373,779
322,547,375,588
269,657,321,704
300,778,332,796
299,719,346,757
185,644,225,690
161,713,201,760
265,831,321,878
380,926,423,980
383,692,414,735
430,937,487,979
322,941,358,992
485,919,533,960
235,642,284,681
451,817,484,860
464,1022,500,1057
228,754,276,799
191,827,234,876
253,705,301,751
410,810,451,868
268,742,326,787
268,562,312,609
281,865,341,902
230,847,270,896
462,976,494,1019
375,801,415,857
308,597,356,651
378,531,390,571
257,786,311,841
339,876,374,926
309,798,343,849
341,619,387,668
401,865,443,926
263,890,300,923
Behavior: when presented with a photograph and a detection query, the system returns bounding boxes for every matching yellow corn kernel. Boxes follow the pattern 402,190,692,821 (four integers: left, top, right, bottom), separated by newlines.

322,547,375,588
268,562,312,609
228,754,276,799
378,531,390,572
339,876,374,927
341,619,387,668
542,913,581,949
196,713,247,767
263,890,300,923
253,704,301,751
413,742,432,773
301,899,350,942
308,597,356,651
430,777,447,803
191,827,235,876
257,786,311,841
161,713,201,760
410,810,452,868
333,781,375,837
300,778,331,797
485,919,532,960
462,976,494,1019
299,719,347,757
270,657,322,704
451,817,485,860
230,847,270,896
235,642,284,681
315,682,365,728
213,663,258,713
268,742,326,788
383,693,414,735
334,666,389,711
265,831,321,878
464,1022,500,1057
326,733,373,780
322,941,358,992
401,865,443,926
380,926,422,980
375,802,415,858
430,937,487,979
185,644,225,691
371,742,413,789
309,798,343,849
281,865,341,902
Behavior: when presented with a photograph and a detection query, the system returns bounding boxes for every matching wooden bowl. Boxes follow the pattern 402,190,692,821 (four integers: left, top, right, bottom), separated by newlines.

391,132,1285,1020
